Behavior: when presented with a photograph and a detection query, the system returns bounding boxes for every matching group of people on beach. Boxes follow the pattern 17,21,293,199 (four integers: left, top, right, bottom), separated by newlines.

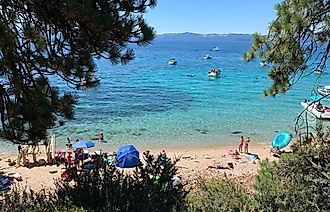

238,136,250,154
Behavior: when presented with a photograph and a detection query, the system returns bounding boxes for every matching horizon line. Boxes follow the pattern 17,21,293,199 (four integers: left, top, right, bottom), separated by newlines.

156,32,255,36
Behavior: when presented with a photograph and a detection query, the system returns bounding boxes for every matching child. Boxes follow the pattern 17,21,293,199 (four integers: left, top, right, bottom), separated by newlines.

238,136,244,153
244,137,250,154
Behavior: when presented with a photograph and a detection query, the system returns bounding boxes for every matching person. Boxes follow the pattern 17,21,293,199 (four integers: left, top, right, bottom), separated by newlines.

238,136,244,153
244,137,250,154
158,150,169,162
66,138,72,149
18,145,22,154
99,132,104,141
316,102,324,112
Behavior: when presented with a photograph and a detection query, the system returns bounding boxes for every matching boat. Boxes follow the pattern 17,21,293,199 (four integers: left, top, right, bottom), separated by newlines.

259,61,267,67
317,85,330,98
300,100,330,119
213,46,221,51
208,68,221,78
168,58,177,65
81,76,101,86
203,54,212,60
314,69,324,75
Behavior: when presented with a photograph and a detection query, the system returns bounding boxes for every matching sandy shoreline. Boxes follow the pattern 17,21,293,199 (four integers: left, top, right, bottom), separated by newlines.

0,142,282,192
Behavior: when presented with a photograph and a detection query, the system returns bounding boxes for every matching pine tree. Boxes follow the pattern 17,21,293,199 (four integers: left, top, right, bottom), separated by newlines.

243,0,330,96
0,0,156,144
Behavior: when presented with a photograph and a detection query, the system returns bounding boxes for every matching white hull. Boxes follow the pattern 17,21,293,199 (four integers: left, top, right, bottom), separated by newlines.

300,101,330,119
168,60,177,65
317,88,330,98
208,73,219,77
208,69,221,78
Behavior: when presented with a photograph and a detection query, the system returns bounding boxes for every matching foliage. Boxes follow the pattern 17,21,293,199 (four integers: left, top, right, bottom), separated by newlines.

243,0,330,96
0,0,156,144
253,140,330,211
0,187,85,212
1,154,186,211
55,153,186,212
185,178,256,212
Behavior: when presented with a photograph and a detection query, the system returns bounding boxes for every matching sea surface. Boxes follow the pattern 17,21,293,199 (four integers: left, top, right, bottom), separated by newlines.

1,35,329,152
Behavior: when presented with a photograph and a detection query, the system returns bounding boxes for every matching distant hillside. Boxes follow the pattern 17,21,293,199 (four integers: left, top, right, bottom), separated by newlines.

155,32,252,42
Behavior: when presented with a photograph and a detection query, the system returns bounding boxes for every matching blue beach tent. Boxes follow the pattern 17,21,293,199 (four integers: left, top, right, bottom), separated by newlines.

116,145,141,168
272,132,292,149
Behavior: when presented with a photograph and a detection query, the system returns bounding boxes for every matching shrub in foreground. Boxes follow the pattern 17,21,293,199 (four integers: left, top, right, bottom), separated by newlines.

185,178,256,212
1,154,186,212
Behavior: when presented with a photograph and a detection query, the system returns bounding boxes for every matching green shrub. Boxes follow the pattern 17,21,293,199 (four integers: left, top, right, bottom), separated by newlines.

253,142,330,212
185,178,256,212
0,154,186,212
0,187,84,212
55,154,187,211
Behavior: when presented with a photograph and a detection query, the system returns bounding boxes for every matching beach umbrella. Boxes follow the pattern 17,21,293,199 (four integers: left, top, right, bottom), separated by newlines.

72,140,95,149
116,144,141,168
272,132,292,149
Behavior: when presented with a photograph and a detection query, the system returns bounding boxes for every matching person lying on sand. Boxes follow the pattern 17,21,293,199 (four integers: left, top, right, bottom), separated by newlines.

208,162,234,170
270,147,284,158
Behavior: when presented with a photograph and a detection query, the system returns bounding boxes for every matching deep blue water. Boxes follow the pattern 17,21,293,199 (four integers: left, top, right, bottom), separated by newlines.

1,36,329,152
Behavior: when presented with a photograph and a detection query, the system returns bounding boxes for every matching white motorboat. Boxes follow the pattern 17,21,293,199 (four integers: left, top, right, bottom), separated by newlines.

317,85,330,98
203,54,212,60
259,61,267,67
300,101,330,119
213,46,221,51
208,68,221,78
314,69,324,75
81,76,101,86
168,58,177,65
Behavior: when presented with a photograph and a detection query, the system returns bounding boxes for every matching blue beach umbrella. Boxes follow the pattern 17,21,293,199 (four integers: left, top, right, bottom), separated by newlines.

116,145,141,168
272,132,292,149
72,140,95,149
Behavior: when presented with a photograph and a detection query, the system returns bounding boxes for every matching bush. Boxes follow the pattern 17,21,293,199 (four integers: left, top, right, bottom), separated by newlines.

253,141,330,212
0,187,84,212
185,178,256,212
55,153,187,211
0,154,186,211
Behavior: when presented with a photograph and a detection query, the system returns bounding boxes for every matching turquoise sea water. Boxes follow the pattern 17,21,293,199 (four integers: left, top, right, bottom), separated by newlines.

1,35,329,152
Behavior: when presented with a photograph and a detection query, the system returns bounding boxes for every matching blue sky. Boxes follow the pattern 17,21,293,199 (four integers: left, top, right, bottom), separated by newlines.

145,0,283,34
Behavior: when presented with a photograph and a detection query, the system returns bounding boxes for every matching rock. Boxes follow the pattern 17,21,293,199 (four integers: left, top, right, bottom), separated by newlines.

131,132,142,136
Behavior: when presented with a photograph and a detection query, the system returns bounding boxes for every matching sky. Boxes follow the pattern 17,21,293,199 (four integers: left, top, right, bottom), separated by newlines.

144,0,283,35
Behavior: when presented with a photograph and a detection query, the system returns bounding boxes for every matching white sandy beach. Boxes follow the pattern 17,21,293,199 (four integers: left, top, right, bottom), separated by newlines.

0,142,285,192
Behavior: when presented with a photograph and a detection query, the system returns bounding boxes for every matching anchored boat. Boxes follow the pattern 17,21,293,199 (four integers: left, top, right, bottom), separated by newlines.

300,100,330,119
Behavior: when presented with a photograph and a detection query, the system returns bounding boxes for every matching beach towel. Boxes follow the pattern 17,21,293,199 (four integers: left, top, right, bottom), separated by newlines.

227,149,238,156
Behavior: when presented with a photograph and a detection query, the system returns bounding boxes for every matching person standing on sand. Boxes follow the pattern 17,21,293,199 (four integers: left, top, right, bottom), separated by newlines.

238,136,244,153
244,137,250,154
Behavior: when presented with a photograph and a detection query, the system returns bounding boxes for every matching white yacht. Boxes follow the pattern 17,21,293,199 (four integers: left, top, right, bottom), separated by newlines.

81,76,101,86
213,46,221,51
203,54,212,60
300,100,330,119
208,68,221,78
168,58,177,65
317,85,330,98
259,61,267,67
